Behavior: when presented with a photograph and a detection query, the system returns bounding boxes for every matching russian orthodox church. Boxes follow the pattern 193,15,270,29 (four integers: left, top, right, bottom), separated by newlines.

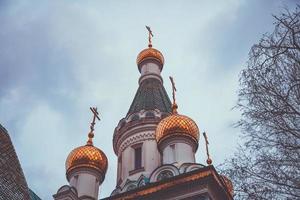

0,27,233,200
53,28,234,200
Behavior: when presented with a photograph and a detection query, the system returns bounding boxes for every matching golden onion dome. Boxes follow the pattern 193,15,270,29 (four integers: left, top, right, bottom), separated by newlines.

155,104,200,146
65,144,108,180
136,46,164,68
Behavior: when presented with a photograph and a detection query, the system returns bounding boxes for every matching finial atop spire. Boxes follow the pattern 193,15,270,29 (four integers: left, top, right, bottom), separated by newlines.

169,76,178,114
87,107,100,146
146,25,153,47
203,131,212,165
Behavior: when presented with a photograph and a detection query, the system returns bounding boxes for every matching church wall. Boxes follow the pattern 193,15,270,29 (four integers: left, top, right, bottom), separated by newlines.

119,136,161,183
175,143,195,164
115,120,164,186
140,62,161,76
120,146,132,180
143,140,161,175
162,142,195,165
70,173,99,199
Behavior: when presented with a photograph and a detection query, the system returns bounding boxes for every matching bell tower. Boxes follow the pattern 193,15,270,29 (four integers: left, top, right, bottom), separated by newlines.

112,26,172,194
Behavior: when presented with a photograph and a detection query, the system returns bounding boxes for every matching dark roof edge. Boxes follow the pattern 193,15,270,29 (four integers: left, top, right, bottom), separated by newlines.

101,165,232,200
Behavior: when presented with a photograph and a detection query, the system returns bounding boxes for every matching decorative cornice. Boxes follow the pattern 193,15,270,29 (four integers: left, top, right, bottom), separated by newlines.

111,163,208,197
113,117,161,154
53,185,79,200
138,73,163,85
66,166,104,184
118,131,156,155
103,166,233,200
158,134,199,153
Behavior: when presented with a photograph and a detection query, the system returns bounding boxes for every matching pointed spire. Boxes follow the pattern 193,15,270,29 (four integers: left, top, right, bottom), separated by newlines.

169,76,178,114
203,131,212,165
87,107,100,146
146,25,153,47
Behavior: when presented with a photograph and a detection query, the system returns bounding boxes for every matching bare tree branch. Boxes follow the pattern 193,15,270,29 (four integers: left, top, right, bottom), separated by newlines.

222,6,300,200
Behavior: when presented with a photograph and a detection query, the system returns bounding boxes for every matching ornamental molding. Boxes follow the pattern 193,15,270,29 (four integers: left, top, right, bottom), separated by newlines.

114,122,159,154
110,163,215,197
158,134,199,153
139,73,163,85
111,174,150,196
66,166,104,183
179,163,206,174
113,109,172,154
149,164,180,183
118,131,156,155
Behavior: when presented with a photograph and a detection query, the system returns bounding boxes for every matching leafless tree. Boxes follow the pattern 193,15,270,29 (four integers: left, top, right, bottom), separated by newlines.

224,6,300,200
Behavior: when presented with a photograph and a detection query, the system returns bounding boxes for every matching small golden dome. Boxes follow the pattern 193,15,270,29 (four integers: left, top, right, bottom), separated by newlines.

66,144,108,179
156,112,199,145
136,47,164,67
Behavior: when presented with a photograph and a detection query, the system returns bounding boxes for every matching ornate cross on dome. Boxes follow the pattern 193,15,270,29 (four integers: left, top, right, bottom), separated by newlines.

169,76,178,114
203,131,213,165
87,107,100,145
146,25,153,47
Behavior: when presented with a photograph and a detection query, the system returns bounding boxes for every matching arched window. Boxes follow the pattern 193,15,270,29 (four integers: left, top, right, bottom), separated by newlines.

170,144,176,162
117,155,122,182
126,184,137,191
157,170,174,181
134,146,142,170
131,114,140,121
119,120,126,129
145,112,155,119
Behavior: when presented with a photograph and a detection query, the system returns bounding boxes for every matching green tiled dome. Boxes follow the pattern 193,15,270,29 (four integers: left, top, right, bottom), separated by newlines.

127,78,172,116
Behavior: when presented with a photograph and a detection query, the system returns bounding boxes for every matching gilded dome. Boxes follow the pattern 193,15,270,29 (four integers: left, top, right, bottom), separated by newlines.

66,144,108,179
156,111,199,145
136,47,164,67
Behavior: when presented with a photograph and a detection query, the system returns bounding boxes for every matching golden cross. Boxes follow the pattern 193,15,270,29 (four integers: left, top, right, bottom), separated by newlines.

169,76,177,105
87,107,100,145
146,25,153,47
90,107,100,132
203,132,212,165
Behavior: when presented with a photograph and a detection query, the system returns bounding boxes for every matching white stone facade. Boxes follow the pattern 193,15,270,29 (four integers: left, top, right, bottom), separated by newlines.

158,136,198,166
113,111,164,187
139,62,163,84
54,168,102,200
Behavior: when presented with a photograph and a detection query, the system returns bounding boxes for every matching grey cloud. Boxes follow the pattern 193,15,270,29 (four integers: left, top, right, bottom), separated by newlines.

0,0,298,199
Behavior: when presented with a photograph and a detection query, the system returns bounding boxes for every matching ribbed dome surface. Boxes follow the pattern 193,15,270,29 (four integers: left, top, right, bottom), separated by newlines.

66,145,108,177
136,47,164,67
127,78,172,116
156,113,199,144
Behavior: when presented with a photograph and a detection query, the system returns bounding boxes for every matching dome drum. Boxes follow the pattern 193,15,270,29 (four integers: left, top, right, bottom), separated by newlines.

138,72,163,85
157,134,199,153
66,167,105,184
113,110,170,155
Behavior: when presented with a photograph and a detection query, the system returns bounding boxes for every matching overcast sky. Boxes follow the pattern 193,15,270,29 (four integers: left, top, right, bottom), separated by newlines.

0,0,297,199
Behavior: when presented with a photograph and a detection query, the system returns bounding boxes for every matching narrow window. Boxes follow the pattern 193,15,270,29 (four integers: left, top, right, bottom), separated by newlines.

72,175,79,188
118,155,122,181
134,146,142,169
170,144,176,162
